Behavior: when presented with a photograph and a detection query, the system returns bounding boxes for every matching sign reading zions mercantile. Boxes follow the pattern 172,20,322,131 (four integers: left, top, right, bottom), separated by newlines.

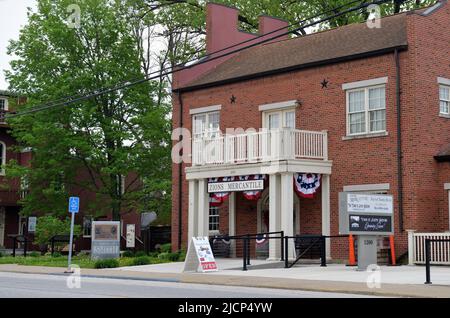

207,179,264,193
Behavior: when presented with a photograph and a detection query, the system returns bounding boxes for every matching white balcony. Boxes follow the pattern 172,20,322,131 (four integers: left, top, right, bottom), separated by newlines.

192,129,328,166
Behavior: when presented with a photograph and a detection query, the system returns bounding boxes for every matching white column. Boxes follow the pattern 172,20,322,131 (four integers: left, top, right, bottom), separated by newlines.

268,174,281,260
228,192,236,257
197,179,209,237
280,172,296,259
188,180,199,240
321,174,331,259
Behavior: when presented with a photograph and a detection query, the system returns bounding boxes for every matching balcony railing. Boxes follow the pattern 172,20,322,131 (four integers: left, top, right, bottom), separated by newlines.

192,129,328,166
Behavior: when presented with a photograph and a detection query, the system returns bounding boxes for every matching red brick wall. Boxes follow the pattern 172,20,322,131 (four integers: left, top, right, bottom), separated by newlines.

172,5,450,259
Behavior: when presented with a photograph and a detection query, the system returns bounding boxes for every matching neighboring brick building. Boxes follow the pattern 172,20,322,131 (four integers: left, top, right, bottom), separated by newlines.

0,91,142,252
171,1,450,261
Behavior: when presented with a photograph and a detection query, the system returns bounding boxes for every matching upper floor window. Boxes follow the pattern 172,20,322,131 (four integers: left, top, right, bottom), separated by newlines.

192,111,220,139
0,141,5,176
0,98,8,111
264,109,295,129
440,85,450,115
347,86,386,135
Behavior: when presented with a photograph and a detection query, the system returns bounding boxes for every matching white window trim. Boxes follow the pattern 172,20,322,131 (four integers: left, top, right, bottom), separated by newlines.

189,104,221,115
192,111,220,139
0,97,8,111
262,108,296,129
258,100,298,112
208,205,220,234
343,183,390,192
345,84,387,136
0,141,6,176
439,83,450,116
342,77,388,91
438,77,450,86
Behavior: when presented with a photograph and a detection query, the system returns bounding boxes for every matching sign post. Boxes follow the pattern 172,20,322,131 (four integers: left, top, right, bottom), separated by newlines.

67,196,80,272
339,192,394,271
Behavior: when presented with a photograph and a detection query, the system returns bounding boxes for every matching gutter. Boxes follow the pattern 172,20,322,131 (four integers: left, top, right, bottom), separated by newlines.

174,45,408,93
395,48,404,232
177,92,184,251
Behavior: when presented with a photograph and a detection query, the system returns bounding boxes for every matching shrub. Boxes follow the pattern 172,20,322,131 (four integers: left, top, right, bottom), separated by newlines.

177,250,186,262
52,252,62,258
134,251,147,257
29,251,40,257
0,251,3,258
122,250,135,258
159,243,171,253
34,216,81,247
132,256,150,266
94,258,119,269
148,252,158,258
158,252,180,262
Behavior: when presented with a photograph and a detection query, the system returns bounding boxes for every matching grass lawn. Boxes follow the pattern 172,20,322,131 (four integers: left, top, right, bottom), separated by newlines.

0,255,171,269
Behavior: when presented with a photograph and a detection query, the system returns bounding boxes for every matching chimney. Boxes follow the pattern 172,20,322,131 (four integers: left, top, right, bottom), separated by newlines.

173,2,289,90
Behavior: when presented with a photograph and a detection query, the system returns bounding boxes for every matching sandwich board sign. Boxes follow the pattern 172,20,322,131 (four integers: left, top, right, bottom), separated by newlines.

126,224,135,248
183,237,218,272
339,192,394,270
91,221,120,260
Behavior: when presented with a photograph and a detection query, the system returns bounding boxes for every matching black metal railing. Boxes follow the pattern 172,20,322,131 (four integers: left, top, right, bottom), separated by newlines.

424,238,450,284
210,231,285,271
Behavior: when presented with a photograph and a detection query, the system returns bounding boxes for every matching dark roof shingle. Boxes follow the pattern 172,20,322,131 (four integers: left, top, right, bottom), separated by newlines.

181,13,408,90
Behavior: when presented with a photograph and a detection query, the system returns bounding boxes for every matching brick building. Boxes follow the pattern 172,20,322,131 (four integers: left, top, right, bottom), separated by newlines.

0,91,142,252
171,1,450,260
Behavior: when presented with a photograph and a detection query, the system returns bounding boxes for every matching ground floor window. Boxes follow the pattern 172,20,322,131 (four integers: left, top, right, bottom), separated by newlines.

209,205,219,233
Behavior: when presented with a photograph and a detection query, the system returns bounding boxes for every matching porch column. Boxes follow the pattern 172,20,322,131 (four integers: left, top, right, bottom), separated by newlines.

321,174,331,259
197,179,209,237
280,172,296,259
269,174,281,260
228,192,236,257
187,180,199,240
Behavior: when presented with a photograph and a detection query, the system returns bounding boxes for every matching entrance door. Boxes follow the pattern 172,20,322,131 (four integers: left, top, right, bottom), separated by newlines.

0,207,5,247
257,192,300,235
264,109,296,129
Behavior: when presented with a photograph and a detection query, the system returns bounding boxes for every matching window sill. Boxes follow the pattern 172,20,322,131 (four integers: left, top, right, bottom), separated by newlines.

439,113,450,119
342,131,388,141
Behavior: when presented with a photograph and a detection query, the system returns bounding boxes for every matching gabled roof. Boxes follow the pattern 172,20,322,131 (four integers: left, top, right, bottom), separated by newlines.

178,13,408,91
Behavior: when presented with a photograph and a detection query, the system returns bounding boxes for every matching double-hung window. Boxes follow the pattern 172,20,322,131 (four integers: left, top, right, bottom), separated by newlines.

264,109,296,129
192,111,220,139
440,85,450,115
0,98,8,111
209,205,220,233
347,85,386,135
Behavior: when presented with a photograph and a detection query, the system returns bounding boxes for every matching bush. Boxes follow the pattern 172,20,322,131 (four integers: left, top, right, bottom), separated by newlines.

159,243,172,253
0,251,3,258
122,250,135,258
148,252,158,258
34,215,81,247
134,251,147,257
29,251,40,257
52,252,62,258
132,256,150,266
94,258,119,269
158,252,180,262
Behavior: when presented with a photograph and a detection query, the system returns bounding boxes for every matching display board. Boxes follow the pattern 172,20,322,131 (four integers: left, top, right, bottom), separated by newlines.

183,237,218,272
91,221,120,259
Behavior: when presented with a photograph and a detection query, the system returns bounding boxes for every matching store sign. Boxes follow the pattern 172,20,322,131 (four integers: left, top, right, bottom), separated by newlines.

91,221,120,260
347,193,393,214
339,192,394,235
208,179,264,193
126,224,135,248
183,237,218,273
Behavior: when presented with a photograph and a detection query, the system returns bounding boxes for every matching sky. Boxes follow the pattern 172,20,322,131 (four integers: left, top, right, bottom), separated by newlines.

0,0,36,90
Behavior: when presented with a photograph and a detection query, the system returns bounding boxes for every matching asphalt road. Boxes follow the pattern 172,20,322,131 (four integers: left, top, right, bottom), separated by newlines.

0,272,377,298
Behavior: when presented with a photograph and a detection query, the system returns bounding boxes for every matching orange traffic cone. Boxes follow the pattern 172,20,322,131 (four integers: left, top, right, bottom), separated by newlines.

389,235,397,266
347,234,357,266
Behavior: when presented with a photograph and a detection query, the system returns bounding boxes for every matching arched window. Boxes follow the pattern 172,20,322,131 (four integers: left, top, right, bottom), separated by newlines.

0,141,5,175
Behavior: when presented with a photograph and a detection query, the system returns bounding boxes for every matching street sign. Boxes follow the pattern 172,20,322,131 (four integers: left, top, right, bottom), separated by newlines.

68,197,80,214
67,196,80,272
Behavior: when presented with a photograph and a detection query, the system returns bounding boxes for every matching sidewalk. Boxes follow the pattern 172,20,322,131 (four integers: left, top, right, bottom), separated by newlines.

1,260,450,298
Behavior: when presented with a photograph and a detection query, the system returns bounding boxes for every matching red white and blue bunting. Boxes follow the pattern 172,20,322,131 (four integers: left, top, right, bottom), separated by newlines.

294,173,321,198
239,174,266,201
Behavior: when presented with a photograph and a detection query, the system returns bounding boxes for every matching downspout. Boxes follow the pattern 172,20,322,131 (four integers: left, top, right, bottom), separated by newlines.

395,49,404,232
177,92,184,251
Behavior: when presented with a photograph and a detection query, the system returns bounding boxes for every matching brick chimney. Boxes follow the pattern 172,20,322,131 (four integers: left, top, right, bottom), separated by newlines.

173,3,289,90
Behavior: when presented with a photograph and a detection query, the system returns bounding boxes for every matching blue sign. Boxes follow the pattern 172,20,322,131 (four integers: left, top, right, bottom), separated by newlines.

68,197,80,214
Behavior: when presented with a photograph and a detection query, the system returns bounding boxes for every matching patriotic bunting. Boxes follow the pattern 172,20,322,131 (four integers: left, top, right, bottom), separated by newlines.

294,173,321,198
208,175,267,206
239,174,266,201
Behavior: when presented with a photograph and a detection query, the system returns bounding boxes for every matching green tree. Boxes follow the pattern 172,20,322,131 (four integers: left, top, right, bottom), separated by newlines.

5,0,172,221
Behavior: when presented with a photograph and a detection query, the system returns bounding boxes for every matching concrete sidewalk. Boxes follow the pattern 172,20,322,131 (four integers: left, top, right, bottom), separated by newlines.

1,260,450,298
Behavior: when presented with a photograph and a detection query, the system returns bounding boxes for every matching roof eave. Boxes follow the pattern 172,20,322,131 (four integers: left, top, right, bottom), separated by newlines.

174,44,408,93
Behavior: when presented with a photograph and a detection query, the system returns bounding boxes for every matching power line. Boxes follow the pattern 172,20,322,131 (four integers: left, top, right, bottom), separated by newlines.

7,0,395,118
